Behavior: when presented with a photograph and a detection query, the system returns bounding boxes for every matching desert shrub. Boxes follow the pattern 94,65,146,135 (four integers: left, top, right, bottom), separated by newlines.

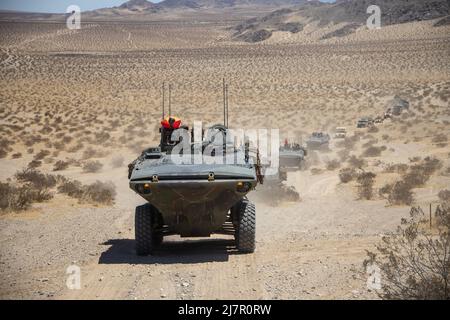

367,126,379,133
379,183,392,198
0,138,13,158
26,183,53,202
58,179,115,205
326,159,341,171
356,171,376,200
384,163,409,174
404,157,442,188
362,139,377,148
82,160,103,173
383,181,414,205
338,167,356,183
0,179,54,212
67,142,83,153
53,160,69,171
432,133,447,144
57,179,84,198
0,149,7,158
0,182,33,211
82,147,97,160
438,189,450,203
347,155,366,169
15,168,57,188
362,146,386,157
61,135,73,144
364,205,450,299
380,157,442,206
95,131,111,144
409,156,421,163
442,166,450,176
11,152,22,159
110,155,124,168
34,149,51,161
310,168,323,175
81,181,116,205
27,160,42,168
53,141,65,150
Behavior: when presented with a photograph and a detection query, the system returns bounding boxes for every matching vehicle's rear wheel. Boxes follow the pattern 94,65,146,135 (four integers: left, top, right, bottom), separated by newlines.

152,233,164,246
135,203,160,256
235,200,256,253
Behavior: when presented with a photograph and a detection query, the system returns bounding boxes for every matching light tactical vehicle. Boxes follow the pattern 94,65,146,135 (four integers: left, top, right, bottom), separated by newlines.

128,82,262,255
356,117,374,128
334,127,347,139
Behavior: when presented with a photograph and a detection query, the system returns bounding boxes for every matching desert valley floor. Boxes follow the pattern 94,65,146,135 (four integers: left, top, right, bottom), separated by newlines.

0,18,450,299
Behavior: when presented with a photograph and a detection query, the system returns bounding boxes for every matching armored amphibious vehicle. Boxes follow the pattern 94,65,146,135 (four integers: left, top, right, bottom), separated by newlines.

128,82,260,255
306,132,330,150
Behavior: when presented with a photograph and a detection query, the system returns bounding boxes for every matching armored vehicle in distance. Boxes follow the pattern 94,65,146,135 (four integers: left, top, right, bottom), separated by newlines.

306,132,330,150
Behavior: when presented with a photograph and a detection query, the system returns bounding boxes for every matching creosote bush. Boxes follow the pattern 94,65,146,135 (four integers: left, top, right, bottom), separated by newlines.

326,159,340,171
438,189,450,203
364,204,450,300
362,145,387,157
356,171,376,200
338,167,356,183
53,160,70,171
347,155,366,169
58,179,116,205
1,168,116,213
380,157,442,206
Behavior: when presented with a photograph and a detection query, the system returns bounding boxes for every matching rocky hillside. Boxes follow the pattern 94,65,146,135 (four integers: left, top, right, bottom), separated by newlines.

102,0,308,12
232,0,450,42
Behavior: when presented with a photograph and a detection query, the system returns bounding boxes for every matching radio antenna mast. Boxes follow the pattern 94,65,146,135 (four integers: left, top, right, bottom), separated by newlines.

168,84,172,116
223,78,226,127
162,82,165,119
225,83,229,128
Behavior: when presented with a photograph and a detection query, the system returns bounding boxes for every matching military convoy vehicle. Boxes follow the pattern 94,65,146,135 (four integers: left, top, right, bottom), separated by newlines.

279,140,307,170
334,127,347,139
128,82,261,255
357,117,374,128
306,132,330,150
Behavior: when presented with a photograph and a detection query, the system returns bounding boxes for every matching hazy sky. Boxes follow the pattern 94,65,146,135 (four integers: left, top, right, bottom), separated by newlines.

0,1,161,13
0,0,334,13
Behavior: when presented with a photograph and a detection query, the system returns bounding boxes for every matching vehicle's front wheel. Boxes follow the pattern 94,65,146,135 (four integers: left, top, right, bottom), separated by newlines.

135,203,156,256
235,200,256,253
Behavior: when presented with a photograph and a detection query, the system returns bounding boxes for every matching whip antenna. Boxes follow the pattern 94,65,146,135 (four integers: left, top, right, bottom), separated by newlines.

162,82,165,119
168,84,172,116
225,83,229,128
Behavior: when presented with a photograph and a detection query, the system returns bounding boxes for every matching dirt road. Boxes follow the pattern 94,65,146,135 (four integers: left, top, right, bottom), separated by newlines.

0,166,410,300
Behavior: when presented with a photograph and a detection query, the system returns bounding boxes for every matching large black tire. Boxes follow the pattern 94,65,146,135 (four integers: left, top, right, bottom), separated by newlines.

135,204,154,256
152,232,164,246
235,200,256,253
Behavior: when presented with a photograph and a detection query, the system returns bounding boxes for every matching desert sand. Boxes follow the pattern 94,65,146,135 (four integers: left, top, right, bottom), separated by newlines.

0,16,449,299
